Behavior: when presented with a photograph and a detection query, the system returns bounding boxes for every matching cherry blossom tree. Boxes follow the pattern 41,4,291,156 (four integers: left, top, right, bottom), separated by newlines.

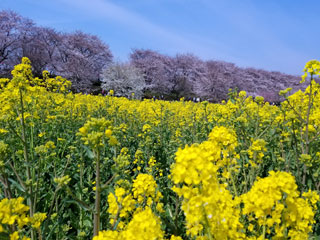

0,11,113,92
131,50,208,99
0,10,34,76
101,62,145,98
170,53,208,98
54,31,113,91
130,49,173,96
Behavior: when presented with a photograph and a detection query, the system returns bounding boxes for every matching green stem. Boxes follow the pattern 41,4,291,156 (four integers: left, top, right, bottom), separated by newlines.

302,75,313,187
93,149,101,237
228,165,238,196
202,207,214,240
262,216,266,240
19,88,35,240
79,154,84,237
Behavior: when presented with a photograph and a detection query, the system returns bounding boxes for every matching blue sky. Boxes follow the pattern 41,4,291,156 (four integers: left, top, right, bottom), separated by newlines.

1,0,320,75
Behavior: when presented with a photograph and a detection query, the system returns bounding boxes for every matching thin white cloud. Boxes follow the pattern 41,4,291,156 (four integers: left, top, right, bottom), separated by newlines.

55,0,237,61
56,0,187,45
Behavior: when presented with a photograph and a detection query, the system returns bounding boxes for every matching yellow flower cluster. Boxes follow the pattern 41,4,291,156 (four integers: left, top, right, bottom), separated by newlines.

0,140,8,158
301,60,320,83
240,171,318,239
147,156,157,173
30,212,47,229
171,126,319,239
171,126,245,239
171,143,218,185
209,125,237,144
0,197,46,239
8,57,71,93
78,117,117,148
133,149,144,172
113,147,131,171
247,139,267,167
54,175,71,187
107,187,135,227
107,173,163,231
0,78,9,89
34,140,56,155
10,57,33,89
132,173,158,203
94,207,164,240
42,70,71,93
171,125,240,187
0,197,29,231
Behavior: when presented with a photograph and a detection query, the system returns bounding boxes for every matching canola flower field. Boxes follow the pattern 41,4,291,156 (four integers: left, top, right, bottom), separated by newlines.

0,58,320,240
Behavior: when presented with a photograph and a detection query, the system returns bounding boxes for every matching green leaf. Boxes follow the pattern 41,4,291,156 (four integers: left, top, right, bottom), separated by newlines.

0,232,10,240
83,146,94,159
8,177,25,192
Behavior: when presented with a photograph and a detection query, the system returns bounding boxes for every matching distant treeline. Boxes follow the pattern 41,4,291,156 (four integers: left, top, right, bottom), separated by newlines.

0,10,304,102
